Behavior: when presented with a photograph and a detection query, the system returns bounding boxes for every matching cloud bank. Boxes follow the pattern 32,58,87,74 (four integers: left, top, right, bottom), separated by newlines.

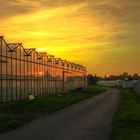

0,0,140,75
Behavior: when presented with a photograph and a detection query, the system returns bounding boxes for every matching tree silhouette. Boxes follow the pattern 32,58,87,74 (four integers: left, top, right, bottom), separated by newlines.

87,74,98,85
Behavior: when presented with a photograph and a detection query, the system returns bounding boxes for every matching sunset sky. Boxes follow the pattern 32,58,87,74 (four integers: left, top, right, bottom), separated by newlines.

0,0,140,76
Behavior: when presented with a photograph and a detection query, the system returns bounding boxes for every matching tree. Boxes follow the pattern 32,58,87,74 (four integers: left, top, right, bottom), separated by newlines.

133,73,139,80
122,72,129,80
87,74,98,85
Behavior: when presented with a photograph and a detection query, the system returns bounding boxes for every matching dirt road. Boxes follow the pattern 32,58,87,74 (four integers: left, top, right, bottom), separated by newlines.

0,88,120,140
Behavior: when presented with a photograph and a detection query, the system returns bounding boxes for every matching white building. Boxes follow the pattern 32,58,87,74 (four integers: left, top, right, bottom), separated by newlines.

97,80,122,87
134,80,140,96
122,80,138,88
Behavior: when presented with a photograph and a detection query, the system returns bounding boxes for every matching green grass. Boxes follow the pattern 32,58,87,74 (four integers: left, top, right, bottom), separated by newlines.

0,85,105,133
110,89,140,140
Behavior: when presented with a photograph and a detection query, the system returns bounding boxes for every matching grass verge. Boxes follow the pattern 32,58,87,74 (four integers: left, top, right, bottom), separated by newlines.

0,85,105,133
110,88,140,140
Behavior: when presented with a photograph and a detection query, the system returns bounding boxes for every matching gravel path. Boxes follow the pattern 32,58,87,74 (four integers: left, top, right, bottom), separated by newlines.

0,88,120,140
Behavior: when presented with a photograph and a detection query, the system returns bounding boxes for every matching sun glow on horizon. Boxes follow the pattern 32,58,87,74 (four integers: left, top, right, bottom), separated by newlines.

1,0,140,75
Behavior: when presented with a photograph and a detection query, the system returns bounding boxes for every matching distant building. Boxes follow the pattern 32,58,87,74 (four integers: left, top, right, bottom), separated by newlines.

134,80,140,96
97,80,121,87
122,80,134,88
116,80,123,86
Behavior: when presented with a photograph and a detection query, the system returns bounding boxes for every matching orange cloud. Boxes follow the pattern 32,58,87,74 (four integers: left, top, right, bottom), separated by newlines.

1,0,140,75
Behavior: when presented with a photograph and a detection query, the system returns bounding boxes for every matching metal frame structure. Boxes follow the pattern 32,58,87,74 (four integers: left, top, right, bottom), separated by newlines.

0,36,87,102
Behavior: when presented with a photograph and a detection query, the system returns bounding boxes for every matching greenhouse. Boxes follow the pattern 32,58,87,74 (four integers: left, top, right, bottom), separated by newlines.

0,36,87,102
